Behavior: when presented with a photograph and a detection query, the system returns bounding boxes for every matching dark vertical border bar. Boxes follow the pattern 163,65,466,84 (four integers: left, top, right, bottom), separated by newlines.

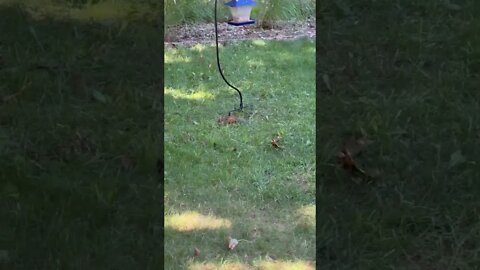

159,0,165,267
315,1,321,269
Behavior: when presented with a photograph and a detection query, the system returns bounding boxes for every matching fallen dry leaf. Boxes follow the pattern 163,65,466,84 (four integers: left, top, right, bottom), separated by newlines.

226,236,239,251
217,114,238,125
338,135,377,179
271,135,282,149
338,148,365,176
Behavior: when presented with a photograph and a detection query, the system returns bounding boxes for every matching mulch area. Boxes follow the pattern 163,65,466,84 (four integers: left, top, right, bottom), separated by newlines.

165,17,316,47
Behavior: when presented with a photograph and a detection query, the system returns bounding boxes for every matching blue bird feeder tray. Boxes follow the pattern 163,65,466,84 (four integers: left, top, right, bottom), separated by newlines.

224,0,256,26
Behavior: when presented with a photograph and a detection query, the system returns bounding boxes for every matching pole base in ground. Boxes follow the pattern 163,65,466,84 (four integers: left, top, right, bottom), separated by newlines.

227,104,253,116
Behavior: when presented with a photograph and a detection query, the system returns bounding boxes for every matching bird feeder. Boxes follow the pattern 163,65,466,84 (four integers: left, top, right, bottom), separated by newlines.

224,0,256,26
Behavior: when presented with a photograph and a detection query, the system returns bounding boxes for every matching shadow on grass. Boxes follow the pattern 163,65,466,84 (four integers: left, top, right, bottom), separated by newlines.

0,3,162,269
318,1,480,268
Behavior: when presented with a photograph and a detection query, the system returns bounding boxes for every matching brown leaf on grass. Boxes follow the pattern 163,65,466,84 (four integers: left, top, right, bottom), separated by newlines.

271,135,282,149
338,136,371,176
226,236,239,251
193,247,200,257
338,148,365,176
217,114,239,125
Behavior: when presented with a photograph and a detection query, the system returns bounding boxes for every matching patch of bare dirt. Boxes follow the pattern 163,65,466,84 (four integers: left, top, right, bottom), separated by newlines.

165,17,315,47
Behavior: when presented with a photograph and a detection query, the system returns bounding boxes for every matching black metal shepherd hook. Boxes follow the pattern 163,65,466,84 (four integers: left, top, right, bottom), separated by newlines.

214,0,243,114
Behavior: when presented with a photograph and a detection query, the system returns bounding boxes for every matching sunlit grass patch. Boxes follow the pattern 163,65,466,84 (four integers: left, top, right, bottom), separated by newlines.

246,59,265,67
255,260,315,270
164,53,192,64
319,0,480,268
296,205,315,228
164,87,215,101
188,259,315,270
165,211,232,232
252,40,267,47
188,261,250,270
191,44,208,52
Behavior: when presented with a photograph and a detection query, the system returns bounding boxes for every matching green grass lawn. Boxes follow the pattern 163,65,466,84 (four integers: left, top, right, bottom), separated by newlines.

0,2,161,269
319,1,480,269
164,39,315,269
